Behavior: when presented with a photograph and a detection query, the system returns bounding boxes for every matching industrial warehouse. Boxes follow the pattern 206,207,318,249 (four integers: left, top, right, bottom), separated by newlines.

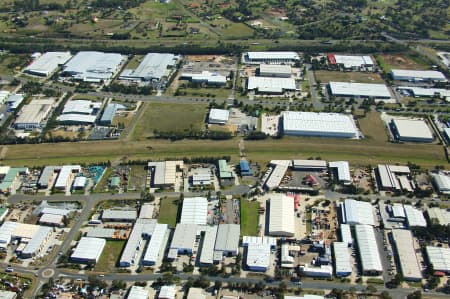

56,99,102,125
61,51,126,83
24,51,73,77
242,51,300,65
119,53,180,83
208,108,229,124
390,69,447,82
328,81,391,99
247,76,297,94
268,193,295,237
180,71,228,86
282,111,358,138
258,64,293,78
390,118,434,143
14,98,56,130
327,54,375,71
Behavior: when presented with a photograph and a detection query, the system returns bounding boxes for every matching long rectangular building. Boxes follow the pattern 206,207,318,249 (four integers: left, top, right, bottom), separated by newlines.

15,99,56,130
180,197,208,225
142,223,168,266
147,161,183,189
119,218,156,267
247,76,296,94
62,51,126,82
24,52,72,77
214,224,240,257
71,237,106,264
119,53,179,82
328,82,391,99
169,224,199,258
333,242,352,277
283,111,358,138
391,229,422,281
242,51,300,65
199,225,218,265
269,194,295,237
341,199,375,226
426,246,450,273
355,225,383,274
390,118,434,143
391,69,447,82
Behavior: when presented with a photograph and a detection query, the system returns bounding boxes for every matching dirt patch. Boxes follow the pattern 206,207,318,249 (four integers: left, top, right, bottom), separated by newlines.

381,54,427,70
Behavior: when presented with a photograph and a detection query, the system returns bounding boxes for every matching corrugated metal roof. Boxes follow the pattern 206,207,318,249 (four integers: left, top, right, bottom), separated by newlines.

329,161,351,183
71,237,106,262
333,242,352,275
120,218,156,266
180,197,208,225
199,225,217,264
342,199,374,226
403,205,426,227
329,81,391,98
127,286,149,299
426,246,450,272
248,76,296,93
355,225,383,273
284,111,357,138
170,223,198,252
391,69,447,81
102,209,137,221
269,194,295,236
54,165,81,189
24,51,72,76
392,229,422,280
142,223,168,265
214,224,240,254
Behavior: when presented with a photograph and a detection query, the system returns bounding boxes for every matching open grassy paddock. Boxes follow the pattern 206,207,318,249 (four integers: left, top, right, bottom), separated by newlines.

158,197,180,228
131,102,207,140
240,199,259,236
94,240,126,273
314,71,385,84
376,53,432,72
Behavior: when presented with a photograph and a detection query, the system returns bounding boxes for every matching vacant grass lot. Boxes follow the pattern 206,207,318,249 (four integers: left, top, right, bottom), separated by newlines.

314,71,385,84
358,111,389,144
131,102,207,140
94,241,126,272
376,53,430,72
240,199,259,236
128,164,147,191
158,197,179,228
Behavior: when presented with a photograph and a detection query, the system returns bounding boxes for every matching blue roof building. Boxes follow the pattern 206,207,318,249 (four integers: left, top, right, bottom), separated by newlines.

239,160,252,176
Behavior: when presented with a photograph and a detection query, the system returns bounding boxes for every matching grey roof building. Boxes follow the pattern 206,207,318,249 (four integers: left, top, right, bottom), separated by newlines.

102,209,137,222
214,224,240,257
119,53,180,82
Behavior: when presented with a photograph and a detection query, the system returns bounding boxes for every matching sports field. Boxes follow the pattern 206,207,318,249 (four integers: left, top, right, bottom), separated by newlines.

130,102,207,140
314,71,385,84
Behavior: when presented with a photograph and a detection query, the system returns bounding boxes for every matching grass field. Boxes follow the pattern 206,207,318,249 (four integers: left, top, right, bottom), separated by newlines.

314,71,385,84
240,199,259,236
131,102,207,140
358,111,389,144
174,87,232,98
376,53,431,72
158,197,179,228
94,241,126,272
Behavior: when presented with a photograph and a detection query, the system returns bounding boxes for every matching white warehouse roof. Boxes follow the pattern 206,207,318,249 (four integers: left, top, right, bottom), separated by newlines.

159,285,176,299
391,118,434,142
426,246,450,273
391,69,447,82
392,229,422,281
24,51,72,76
180,197,208,225
246,242,271,270
248,76,296,93
333,241,352,276
329,161,351,183
432,174,450,193
170,223,198,252
200,225,218,264
265,162,289,190
329,81,391,98
62,51,126,82
342,199,375,226
259,64,292,75
339,223,353,246
181,71,227,85
127,286,150,299
269,194,295,237
247,51,300,61
142,223,168,265
120,218,156,267
54,165,81,189
120,53,179,81
397,86,450,98
62,100,101,115
214,224,240,254
71,237,106,263
102,209,137,221
355,225,383,273
283,111,357,138
209,108,229,124
57,114,97,124
334,55,374,68
403,205,427,227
